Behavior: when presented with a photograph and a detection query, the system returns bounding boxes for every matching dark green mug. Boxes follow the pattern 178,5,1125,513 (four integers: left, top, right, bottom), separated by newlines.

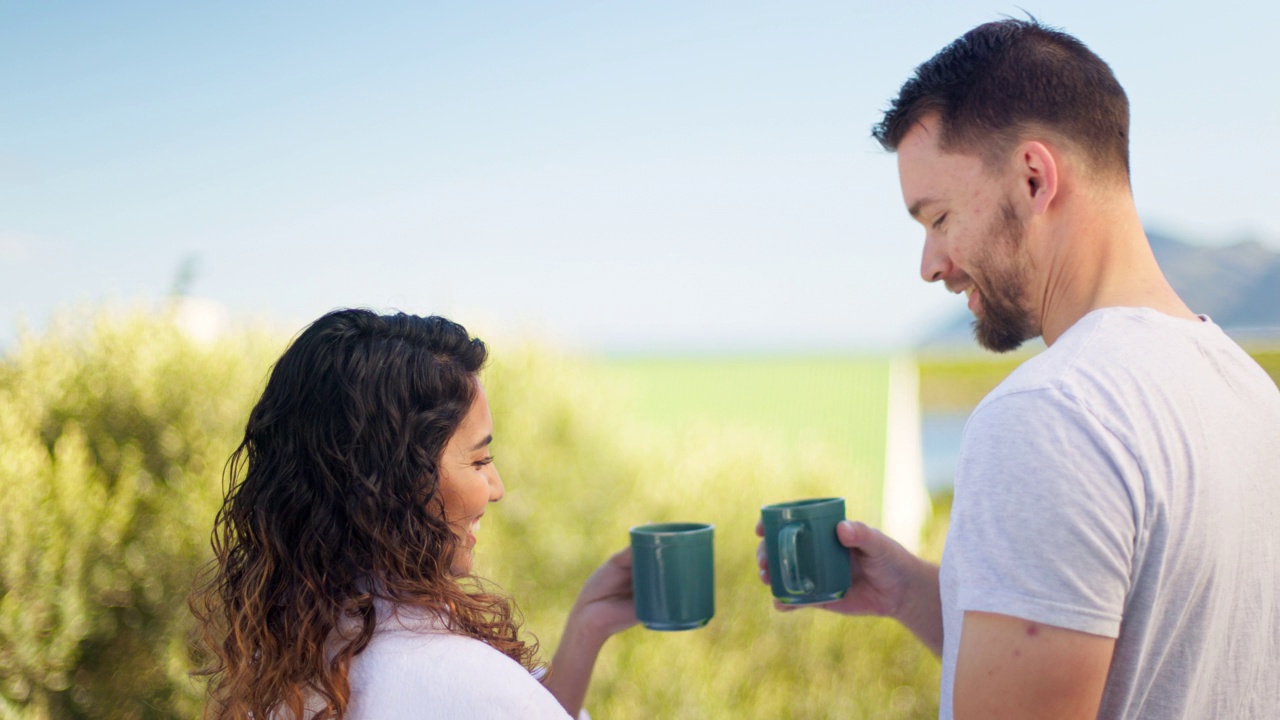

629,522,715,631
761,498,852,605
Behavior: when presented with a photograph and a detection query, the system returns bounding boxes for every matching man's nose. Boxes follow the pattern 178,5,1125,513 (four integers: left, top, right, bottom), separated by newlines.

920,233,951,283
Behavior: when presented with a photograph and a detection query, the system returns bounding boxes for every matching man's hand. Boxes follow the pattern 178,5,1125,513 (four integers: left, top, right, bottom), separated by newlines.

756,519,944,654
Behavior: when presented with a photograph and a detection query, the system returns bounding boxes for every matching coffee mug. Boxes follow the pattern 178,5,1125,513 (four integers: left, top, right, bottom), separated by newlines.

629,522,715,631
761,497,852,605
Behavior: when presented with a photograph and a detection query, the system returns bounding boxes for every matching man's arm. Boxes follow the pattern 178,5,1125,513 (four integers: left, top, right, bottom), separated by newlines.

953,611,1114,719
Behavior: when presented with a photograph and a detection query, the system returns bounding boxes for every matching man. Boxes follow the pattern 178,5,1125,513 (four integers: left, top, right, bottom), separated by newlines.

759,18,1280,718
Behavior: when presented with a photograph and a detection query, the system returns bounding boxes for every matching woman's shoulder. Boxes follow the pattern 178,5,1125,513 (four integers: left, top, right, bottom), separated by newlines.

343,604,572,719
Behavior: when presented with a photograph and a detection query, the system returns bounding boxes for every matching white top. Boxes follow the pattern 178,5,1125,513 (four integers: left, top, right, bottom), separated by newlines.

940,308,1280,718
295,602,574,719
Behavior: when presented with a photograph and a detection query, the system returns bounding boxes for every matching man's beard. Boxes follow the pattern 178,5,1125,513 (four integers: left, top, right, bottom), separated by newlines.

971,200,1038,353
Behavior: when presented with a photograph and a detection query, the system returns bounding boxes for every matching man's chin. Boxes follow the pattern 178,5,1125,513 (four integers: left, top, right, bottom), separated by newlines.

972,319,1036,353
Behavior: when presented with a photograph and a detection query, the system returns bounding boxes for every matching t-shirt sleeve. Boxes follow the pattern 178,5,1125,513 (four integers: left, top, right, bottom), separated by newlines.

949,387,1140,638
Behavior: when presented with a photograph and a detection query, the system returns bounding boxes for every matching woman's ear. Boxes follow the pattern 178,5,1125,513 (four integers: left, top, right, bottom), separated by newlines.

1018,141,1059,215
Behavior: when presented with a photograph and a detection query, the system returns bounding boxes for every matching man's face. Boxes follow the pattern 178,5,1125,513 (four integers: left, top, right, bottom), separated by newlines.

896,116,1040,352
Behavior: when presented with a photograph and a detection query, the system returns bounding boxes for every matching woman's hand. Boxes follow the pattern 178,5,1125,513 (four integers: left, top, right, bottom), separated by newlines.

567,547,638,642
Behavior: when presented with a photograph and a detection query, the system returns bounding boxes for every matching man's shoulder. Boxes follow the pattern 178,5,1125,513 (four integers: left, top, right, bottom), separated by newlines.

972,307,1280,448
980,307,1235,406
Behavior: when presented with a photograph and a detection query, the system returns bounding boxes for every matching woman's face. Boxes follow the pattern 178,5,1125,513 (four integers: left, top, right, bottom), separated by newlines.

436,382,504,574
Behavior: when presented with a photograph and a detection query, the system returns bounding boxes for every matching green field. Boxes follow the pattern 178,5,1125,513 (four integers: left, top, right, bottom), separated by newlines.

589,357,894,524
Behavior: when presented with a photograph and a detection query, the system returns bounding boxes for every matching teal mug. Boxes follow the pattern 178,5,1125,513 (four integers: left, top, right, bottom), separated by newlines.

629,522,715,631
761,498,852,605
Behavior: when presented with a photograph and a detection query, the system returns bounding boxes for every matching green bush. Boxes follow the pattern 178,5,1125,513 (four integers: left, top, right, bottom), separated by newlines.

0,307,282,718
0,309,943,719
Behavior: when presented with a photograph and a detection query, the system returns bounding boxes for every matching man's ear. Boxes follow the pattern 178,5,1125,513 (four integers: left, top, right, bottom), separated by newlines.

1018,141,1058,215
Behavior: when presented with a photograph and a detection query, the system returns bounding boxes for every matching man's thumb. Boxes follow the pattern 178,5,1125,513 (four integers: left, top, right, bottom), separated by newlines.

836,520,887,558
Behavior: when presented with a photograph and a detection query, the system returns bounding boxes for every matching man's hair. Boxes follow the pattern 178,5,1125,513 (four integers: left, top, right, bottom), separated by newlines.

872,18,1130,180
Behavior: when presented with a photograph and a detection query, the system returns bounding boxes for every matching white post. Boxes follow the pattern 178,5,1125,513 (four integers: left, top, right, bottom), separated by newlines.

881,355,930,554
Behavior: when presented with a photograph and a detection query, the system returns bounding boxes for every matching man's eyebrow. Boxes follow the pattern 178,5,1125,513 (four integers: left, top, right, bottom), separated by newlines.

469,435,493,452
908,196,940,220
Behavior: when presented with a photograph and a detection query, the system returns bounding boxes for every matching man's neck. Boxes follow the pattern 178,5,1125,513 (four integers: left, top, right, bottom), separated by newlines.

1036,195,1197,346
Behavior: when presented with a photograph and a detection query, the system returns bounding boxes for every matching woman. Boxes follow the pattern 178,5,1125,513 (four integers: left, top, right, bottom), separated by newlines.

190,308,635,719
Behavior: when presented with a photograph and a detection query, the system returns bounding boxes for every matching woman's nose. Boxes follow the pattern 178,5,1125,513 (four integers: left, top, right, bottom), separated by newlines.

488,466,505,502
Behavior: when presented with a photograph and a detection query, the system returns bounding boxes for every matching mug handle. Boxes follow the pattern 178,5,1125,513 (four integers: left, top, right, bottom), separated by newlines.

779,523,815,596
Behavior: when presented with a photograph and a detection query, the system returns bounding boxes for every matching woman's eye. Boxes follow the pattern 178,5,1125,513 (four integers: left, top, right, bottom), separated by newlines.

473,456,494,468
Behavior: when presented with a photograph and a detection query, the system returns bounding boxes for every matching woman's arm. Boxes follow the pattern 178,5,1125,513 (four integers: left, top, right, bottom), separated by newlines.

542,548,637,717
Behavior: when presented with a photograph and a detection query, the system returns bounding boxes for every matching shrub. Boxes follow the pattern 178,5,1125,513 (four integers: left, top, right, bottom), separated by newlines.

0,307,281,718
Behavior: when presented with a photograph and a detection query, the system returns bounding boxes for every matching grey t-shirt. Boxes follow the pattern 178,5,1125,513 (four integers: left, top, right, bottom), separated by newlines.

939,307,1280,718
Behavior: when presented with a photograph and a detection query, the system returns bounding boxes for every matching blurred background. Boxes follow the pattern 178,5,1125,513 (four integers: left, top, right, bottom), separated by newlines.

2,1,1278,717
4,0,1279,353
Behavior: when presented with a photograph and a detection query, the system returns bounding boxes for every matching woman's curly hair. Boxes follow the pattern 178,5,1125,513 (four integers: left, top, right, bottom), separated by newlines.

190,308,536,719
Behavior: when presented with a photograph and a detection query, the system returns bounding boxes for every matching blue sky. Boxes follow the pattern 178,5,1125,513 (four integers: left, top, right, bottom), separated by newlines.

3,1,1277,353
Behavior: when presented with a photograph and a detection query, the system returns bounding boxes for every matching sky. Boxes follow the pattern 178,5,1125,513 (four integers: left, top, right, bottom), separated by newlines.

3,1,1278,354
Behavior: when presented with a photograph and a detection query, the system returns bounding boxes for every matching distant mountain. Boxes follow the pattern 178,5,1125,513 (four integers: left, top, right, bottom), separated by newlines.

918,230,1280,349
1144,231,1280,334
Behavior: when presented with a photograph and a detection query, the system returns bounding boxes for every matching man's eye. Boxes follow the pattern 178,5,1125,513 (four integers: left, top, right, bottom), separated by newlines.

932,213,947,230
